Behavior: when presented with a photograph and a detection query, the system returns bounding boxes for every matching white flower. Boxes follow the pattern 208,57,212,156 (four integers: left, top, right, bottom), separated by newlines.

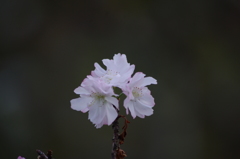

70,77,119,128
122,72,157,118
17,156,25,159
91,53,135,87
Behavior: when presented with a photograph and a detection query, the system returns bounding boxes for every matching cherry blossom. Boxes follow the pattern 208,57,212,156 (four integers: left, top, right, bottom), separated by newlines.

71,53,157,128
91,53,135,87
122,72,157,118
71,77,119,128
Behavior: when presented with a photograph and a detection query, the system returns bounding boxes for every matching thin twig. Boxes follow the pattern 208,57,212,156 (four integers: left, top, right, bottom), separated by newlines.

36,149,48,159
111,116,120,159
36,150,54,159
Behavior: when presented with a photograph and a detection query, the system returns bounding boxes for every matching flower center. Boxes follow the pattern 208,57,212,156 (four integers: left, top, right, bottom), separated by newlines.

106,69,119,76
89,93,106,106
101,69,120,84
132,87,142,98
95,94,105,101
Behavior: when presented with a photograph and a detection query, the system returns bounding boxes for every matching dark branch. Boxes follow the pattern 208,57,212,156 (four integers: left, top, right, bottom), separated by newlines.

36,149,54,159
36,150,48,159
111,116,120,159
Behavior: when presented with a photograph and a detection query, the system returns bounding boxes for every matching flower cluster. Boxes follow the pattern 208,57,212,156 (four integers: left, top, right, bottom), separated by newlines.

71,53,157,128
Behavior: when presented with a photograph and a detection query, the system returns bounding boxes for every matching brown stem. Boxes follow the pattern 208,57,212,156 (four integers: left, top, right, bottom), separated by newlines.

36,150,54,159
36,149,48,159
111,116,120,159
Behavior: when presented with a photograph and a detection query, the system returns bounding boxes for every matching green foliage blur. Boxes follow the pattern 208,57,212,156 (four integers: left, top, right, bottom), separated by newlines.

0,0,240,158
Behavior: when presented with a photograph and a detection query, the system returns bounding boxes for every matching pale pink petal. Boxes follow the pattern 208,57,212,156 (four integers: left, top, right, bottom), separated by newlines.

88,100,106,126
91,70,97,77
95,107,110,128
81,77,94,87
70,97,91,112
105,96,119,109
105,103,118,125
135,100,153,117
95,121,104,128
110,75,121,85
129,72,145,87
124,100,136,118
136,77,157,87
95,106,111,128
118,65,135,83
113,53,125,66
102,59,112,68
89,100,117,128
128,103,137,118
93,62,106,77
113,54,128,69
93,80,113,95
96,113,108,127
100,115,108,126
139,93,155,107
74,87,89,95
88,104,99,124
123,97,130,108
123,86,134,100
133,87,155,107
123,97,130,114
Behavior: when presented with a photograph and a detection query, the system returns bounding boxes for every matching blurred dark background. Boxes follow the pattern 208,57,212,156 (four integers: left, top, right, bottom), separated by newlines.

1,0,240,158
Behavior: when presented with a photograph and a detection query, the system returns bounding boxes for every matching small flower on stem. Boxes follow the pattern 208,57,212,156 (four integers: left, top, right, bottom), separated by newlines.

91,53,135,87
70,53,157,158
122,72,157,118
71,77,119,128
